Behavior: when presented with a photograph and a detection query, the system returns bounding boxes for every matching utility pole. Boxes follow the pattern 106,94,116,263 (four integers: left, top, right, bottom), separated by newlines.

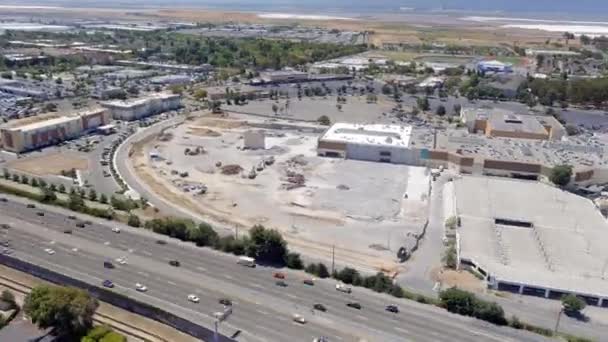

554,308,563,335
331,244,335,275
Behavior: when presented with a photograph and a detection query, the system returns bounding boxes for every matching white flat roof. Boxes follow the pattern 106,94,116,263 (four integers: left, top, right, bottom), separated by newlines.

453,176,608,297
101,93,178,108
320,123,412,148
8,116,78,132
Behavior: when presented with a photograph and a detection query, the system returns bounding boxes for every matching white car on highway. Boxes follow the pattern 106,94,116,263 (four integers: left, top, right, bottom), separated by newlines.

135,283,147,292
292,314,307,324
44,248,55,255
116,257,127,265
336,283,352,294
187,294,200,303
111,227,121,233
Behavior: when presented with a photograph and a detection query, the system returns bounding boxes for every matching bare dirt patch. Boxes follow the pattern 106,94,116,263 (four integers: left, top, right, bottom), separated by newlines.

186,126,222,137
8,152,89,176
191,117,246,129
433,268,485,293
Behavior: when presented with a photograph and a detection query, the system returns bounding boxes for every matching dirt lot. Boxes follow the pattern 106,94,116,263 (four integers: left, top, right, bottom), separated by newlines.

132,114,430,272
7,152,89,176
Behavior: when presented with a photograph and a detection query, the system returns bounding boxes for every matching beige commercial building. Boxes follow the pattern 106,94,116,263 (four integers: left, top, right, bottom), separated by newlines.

101,93,181,121
1,108,110,153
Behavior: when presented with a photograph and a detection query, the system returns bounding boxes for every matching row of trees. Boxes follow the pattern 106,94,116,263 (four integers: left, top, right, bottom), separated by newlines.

518,76,608,107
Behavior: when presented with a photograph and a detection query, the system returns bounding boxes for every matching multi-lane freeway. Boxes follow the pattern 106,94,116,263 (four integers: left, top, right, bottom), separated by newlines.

0,194,552,342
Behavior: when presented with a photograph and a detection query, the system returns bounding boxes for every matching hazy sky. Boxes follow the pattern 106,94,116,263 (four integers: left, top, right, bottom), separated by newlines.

4,0,608,16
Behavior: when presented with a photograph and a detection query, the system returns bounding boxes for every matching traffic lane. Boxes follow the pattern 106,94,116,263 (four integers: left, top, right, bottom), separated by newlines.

0,205,549,342
7,233,352,342
5,219,528,342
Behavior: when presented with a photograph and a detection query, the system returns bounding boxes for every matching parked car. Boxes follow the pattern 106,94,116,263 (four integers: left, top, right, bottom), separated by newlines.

273,272,286,279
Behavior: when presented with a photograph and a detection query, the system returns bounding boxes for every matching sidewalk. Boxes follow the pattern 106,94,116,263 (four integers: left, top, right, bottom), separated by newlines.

0,264,200,342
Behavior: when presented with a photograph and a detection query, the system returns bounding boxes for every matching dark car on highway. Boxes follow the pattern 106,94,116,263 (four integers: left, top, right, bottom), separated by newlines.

219,298,232,306
68,215,76,220
63,229,72,234
275,280,288,287
156,240,167,245
76,222,85,228
36,212,44,216
102,280,114,288
385,305,399,313
26,204,36,208
169,260,180,267
103,261,114,269
346,302,362,310
313,304,327,312
0,198,7,202
0,224,10,230
303,279,314,286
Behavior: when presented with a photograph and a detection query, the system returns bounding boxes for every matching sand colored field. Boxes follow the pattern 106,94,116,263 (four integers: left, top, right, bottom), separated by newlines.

8,152,89,176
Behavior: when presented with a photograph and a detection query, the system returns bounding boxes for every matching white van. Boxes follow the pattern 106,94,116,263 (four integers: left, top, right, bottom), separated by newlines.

237,256,256,267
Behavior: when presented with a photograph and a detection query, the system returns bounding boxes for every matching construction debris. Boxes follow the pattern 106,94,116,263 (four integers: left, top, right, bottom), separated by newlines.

221,164,243,175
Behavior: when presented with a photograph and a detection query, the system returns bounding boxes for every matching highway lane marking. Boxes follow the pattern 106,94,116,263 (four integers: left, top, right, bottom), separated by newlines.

356,314,369,321
255,309,270,315
251,283,264,289
142,250,152,256
394,327,411,334
167,280,177,286
285,293,300,300
223,274,234,280
196,266,207,272
137,271,149,277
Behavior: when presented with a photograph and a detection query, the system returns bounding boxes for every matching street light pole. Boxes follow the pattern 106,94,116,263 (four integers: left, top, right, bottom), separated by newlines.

554,308,563,335
331,244,335,275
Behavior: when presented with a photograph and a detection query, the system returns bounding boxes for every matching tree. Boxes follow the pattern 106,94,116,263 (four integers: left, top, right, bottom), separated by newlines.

58,184,66,193
169,84,184,95
417,97,430,111
30,178,39,187
49,183,57,192
68,191,85,211
562,294,586,315
316,263,330,278
193,89,207,101
99,193,108,204
436,105,446,116
24,285,98,337
2,168,9,180
1,290,16,309
317,115,331,126
20,174,29,184
453,104,462,116
271,103,278,115
335,267,360,284
443,245,458,269
440,287,477,316
550,164,572,187
248,225,288,265
127,214,141,228
188,222,219,247
41,187,57,203
284,252,304,269
88,189,97,201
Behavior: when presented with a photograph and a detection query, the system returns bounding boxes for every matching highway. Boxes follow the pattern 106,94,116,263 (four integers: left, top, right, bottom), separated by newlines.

0,195,552,342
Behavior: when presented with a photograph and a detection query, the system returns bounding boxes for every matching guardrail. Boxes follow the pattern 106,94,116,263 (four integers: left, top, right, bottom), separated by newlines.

0,254,235,342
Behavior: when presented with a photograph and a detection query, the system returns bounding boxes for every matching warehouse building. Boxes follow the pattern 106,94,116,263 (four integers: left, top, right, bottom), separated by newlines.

260,70,309,83
447,176,608,307
101,93,181,121
460,108,566,141
317,123,420,164
0,108,110,153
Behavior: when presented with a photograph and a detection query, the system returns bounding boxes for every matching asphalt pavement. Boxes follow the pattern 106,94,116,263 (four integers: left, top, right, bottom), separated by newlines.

0,195,552,342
